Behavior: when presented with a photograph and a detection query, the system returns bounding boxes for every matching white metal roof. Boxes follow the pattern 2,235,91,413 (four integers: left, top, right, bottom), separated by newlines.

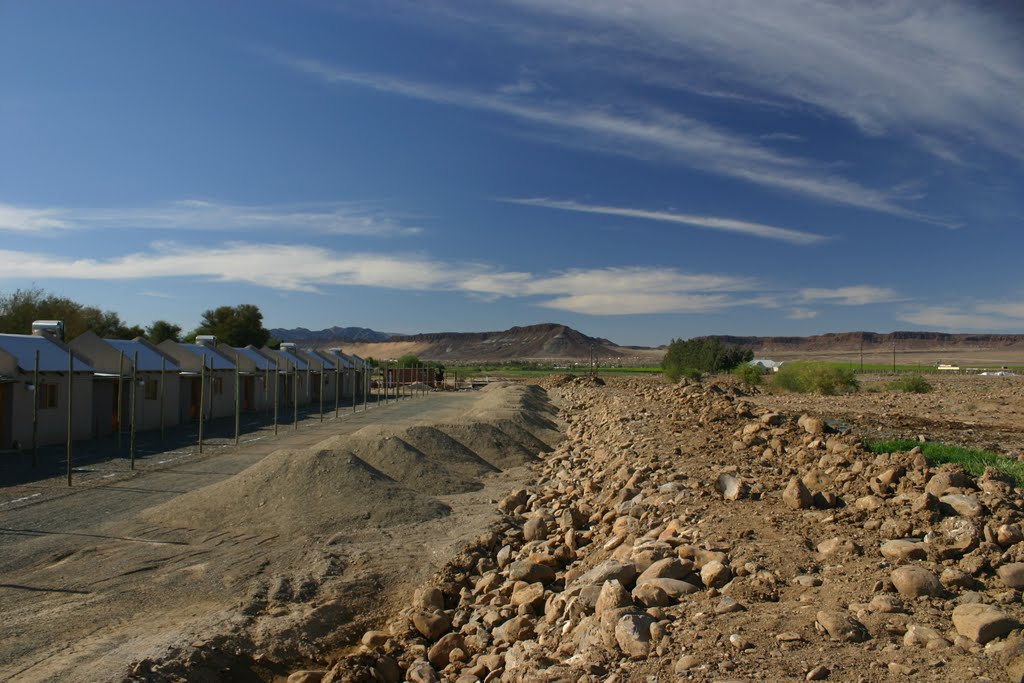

302,350,336,370
105,339,181,372
266,348,309,371
324,349,356,369
231,346,276,371
0,333,95,372
177,343,236,370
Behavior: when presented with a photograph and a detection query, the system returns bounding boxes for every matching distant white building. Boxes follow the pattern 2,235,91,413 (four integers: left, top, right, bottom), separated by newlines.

749,359,783,372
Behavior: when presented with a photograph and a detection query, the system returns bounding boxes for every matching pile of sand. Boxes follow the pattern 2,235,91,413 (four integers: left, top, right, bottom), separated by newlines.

143,447,450,535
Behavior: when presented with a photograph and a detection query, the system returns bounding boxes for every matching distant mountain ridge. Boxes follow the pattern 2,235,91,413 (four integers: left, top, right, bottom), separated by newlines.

269,326,393,343
705,331,1024,351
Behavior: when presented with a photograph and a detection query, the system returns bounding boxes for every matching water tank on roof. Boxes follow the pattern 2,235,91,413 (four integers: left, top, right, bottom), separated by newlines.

195,335,217,346
31,320,65,341
280,342,297,351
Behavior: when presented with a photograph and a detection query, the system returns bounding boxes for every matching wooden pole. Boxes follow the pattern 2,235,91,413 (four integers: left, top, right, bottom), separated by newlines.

293,364,298,430
117,351,124,450
334,361,340,418
32,349,39,468
130,351,137,469
319,361,325,423
351,366,356,413
159,356,166,442
234,361,240,445
66,351,73,486
198,360,206,454
273,357,280,435
264,363,270,416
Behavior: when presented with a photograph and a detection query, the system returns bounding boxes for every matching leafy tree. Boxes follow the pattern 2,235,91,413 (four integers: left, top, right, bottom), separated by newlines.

146,320,182,344
396,354,422,368
0,287,142,339
193,304,271,347
662,337,753,382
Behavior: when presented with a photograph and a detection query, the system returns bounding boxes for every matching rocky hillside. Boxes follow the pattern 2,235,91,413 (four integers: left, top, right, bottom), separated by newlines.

270,326,393,343
296,375,1024,683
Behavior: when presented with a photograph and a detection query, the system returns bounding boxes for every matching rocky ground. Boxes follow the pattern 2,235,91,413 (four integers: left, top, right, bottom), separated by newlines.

283,373,1024,683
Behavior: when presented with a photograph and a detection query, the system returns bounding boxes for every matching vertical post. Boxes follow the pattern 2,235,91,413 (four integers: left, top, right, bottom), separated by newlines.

66,352,73,487
893,340,896,373
293,364,299,430
198,360,206,454
32,350,39,468
160,356,166,442
351,367,357,413
234,360,240,445
273,357,280,435
860,340,864,373
334,362,340,418
130,351,138,469
117,351,124,450
264,364,270,416
306,362,311,407
319,361,324,423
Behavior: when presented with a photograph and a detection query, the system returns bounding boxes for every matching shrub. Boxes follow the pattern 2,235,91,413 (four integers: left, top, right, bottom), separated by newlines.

771,364,859,395
734,363,765,385
886,374,933,393
662,337,752,382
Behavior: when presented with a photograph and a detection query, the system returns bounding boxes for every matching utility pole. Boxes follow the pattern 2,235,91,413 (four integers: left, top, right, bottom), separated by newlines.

32,350,39,468
66,352,74,487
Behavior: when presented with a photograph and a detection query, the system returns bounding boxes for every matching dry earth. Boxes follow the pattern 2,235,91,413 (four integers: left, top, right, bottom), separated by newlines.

6,373,1024,683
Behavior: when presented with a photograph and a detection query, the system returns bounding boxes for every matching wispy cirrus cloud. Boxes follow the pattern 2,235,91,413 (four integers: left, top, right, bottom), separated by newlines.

799,286,902,306
900,301,1024,331
787,308,818,320
270,52,937,221
0,243,760,315
502,197,827,245
485,0,1024,159
0,199,421,236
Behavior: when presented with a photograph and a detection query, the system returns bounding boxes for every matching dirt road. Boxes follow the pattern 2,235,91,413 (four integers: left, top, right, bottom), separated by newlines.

0,388,559,683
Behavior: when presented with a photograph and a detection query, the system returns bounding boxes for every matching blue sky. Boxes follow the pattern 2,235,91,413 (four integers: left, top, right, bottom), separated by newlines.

1,1,1022,346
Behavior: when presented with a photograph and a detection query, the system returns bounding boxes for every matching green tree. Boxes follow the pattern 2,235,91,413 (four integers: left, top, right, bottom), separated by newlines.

662,337,753,382
0,287,142,339
396,354,422,368
193,304,271,347
146,320,182,344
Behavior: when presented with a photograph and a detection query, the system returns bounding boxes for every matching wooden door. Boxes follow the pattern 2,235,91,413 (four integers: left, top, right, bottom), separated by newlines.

243,376,254,411
189,378,201,420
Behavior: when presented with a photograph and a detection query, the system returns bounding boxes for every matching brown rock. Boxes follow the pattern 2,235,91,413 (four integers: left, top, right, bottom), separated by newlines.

287,673,326,683
939,494,984,518
998,563,1024,589
406,659,440,683
925,470,974,497
998,524,1024,548
639,577,700,599
510,582,546,609
508,560,556,584
880,539,927,563
615,613,656,657
903,624,949,649
816,610,869,642
638,557,691,583
700,560,732,588
799,414,826,436
411,610,451,641
493,615,535,644
783,477,813,510
632,582,672,607
413,587,445,611
523,516,549,542
716,473,748,501
816,537,861,557
427,633,466,669
595,579,633,615
891,566,942,598
951,603,1018,644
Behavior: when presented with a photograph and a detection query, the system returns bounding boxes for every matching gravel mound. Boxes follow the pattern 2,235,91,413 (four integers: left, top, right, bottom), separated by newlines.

143,448,450,535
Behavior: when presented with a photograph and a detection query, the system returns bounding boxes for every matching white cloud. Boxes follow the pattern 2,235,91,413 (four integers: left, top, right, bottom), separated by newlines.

0,243,762,316
0,199,420,236
787,308,818,320
489,0,1024,159
799,286,901,306
503,198,827,245
898,306,1018,331
0,204,70,232
272,53,936,220
977,302,1024,319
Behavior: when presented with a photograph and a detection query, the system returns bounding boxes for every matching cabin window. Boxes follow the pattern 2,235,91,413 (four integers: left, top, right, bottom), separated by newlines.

37,383,58,409
144,380,159,401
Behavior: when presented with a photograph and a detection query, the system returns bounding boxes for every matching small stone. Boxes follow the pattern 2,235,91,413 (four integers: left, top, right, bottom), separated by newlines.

816,610,869,642
798,414,826,436
413,587,445,611
406,659,440,683
615,613,655,657
508,560,556,585
997,524,1024,548
891,566,942,598
880,539,927,563
903,624,949,649
806,665,830,681
701,560,732,589
523,516,549,542
493,615,535,644
997,563,1024,589
287,673,325,683
854,495,885,511
951,603,1018,644
716,473,748,501
360,630,388,649
868,595,903,613
675,654,699,672
729,634,752,650
411,610,451,641
715,597,745,614
888,662,916,676
596,580,634,615
427,633,466,670
816,537,861,557
632,582,671,608
637,557,691,583
939,494,984,518
783,477,814,510
638,577,700,599
776,631,804,642
510,582,546,609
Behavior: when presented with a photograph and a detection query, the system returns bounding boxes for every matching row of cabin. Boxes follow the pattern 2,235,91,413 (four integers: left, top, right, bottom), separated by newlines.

0,325,371,451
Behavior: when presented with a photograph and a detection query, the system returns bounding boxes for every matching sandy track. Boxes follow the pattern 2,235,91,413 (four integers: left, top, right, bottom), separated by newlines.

0,386,561,683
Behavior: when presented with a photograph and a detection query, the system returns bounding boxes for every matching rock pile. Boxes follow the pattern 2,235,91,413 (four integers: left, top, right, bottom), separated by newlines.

295,376,1024,682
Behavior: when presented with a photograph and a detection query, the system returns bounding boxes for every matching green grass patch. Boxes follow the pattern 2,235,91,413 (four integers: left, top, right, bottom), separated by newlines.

885,374,933,393
866,439,1024,485
734,363,765,385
